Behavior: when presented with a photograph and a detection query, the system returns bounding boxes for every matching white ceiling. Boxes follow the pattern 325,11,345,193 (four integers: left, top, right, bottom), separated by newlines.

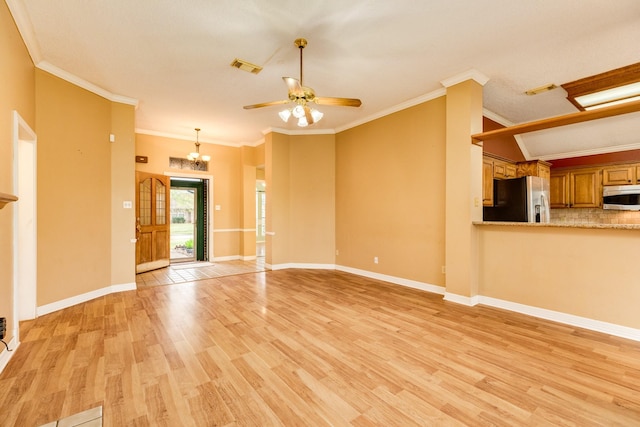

7,0,640,159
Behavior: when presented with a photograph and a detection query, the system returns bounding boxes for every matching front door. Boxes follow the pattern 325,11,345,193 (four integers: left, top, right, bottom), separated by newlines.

136,172,170,273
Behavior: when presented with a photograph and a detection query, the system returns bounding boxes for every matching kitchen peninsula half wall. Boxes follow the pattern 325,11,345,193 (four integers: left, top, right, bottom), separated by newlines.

474,222,640,341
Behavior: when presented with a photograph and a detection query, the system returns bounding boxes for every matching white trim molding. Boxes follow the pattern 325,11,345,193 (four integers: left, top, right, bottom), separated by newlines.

478,296,640,342
440,69,490,88
213,228,255,233
213,255,242,262
37,61,138,106
336,265,445,296
272,263,337,271
335,89,446,134
443,292,480,306
37,282,136,317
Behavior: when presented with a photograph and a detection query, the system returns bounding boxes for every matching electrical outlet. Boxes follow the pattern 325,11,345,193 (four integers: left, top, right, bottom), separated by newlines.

0,317,6,340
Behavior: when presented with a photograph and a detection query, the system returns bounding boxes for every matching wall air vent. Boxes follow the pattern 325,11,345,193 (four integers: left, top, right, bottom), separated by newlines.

230,58,263,74
525,83,557,96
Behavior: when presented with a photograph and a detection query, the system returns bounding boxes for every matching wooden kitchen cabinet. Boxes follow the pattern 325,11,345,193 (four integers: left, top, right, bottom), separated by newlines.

550,172,569,208
493,160,517,179
551,168,601,208
483,158,494,206
517,160,551,181
483,154,550,207
602,165,635,185
570,168,601,207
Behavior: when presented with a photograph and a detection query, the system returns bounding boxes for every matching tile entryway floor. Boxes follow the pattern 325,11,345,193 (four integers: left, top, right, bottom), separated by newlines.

135,258,266,287
39,406,102,427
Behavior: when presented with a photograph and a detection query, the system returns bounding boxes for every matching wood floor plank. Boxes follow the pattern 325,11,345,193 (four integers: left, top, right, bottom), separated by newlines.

2,268,640,426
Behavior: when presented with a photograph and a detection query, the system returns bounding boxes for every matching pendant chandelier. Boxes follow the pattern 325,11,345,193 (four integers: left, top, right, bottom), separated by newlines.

187,128,210,165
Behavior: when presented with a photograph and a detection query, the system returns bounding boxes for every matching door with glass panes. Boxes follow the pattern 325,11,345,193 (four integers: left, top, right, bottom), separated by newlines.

136,172,170,273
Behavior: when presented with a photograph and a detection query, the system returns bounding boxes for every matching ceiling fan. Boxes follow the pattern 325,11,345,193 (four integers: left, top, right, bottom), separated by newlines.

243,38,362,126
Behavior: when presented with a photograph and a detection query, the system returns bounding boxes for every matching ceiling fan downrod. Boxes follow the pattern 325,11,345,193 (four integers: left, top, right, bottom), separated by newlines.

294,38,307,86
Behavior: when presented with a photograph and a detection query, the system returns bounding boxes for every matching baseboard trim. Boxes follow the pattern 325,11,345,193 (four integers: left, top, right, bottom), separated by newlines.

213,255,241,262
336,265,445,296
443,292,480,306
37,282,137,317
478,296,640,342
0,335,19,374
271,263,337,271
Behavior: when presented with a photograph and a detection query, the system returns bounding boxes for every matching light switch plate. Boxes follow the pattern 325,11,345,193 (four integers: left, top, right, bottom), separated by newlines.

123,201,132,209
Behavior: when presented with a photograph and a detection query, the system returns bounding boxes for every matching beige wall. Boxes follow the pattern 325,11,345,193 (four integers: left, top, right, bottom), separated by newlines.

266,132,335,266
110,103,136,285
444,79,484,298
478,225,640,329
3,0,639,356
35,70,114,305
289,134,336,264
0,1,35,348
135,133,261,259
335,99,447,285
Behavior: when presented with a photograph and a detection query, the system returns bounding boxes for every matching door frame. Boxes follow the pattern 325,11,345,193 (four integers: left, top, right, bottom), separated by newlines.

12,110,37,327
165,171,213,261
170,178,206,262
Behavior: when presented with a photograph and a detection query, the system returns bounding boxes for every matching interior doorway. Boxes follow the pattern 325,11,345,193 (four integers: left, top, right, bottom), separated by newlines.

170,177,207,263
13,111,37,322
256,180,266,258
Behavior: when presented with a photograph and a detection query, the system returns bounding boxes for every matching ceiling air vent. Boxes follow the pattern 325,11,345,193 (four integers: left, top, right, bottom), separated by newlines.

230,58,263,74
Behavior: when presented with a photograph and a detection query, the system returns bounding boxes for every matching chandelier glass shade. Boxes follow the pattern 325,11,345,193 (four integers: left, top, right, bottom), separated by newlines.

278,104,323,127
187,128,210,163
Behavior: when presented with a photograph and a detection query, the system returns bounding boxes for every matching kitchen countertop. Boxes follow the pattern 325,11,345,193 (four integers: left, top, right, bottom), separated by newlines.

474,221,640,230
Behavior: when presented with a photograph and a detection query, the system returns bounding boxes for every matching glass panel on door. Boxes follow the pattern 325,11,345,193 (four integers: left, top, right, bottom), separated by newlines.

170,187,196,262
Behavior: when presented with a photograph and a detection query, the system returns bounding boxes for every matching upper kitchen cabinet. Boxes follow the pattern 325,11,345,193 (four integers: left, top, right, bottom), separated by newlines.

550,168,601,208
483,154,551,207
602,164,637,185
550,172,569,208
570,168,601,208
517,160,551,181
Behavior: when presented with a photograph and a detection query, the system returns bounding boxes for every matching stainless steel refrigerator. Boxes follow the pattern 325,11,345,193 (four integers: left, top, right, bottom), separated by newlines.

483,176,550,223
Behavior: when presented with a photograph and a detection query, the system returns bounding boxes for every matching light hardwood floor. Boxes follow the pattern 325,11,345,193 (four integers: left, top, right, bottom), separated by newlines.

1,269,640,426
135,259,266,287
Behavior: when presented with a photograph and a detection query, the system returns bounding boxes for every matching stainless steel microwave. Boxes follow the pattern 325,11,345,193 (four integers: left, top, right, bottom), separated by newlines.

603,185,640,210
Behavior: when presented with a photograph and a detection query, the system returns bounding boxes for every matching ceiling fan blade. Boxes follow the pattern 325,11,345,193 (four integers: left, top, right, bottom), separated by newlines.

304,105,314,125
283,77,303,95
243,100,290,109
314,97,362,107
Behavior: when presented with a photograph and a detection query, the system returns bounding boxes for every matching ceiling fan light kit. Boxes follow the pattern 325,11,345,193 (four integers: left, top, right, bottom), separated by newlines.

244,38,361,127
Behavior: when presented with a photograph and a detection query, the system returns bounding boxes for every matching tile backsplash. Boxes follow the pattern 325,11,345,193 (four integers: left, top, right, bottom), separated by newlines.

551,208,640,225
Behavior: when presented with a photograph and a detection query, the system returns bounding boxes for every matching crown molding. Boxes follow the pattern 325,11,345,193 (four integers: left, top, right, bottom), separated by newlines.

440,69,490,88
482,108,515,127
536,141,640,162
263,127,336,137
135,128,239,147
36,61,138,106
335,88,447,133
